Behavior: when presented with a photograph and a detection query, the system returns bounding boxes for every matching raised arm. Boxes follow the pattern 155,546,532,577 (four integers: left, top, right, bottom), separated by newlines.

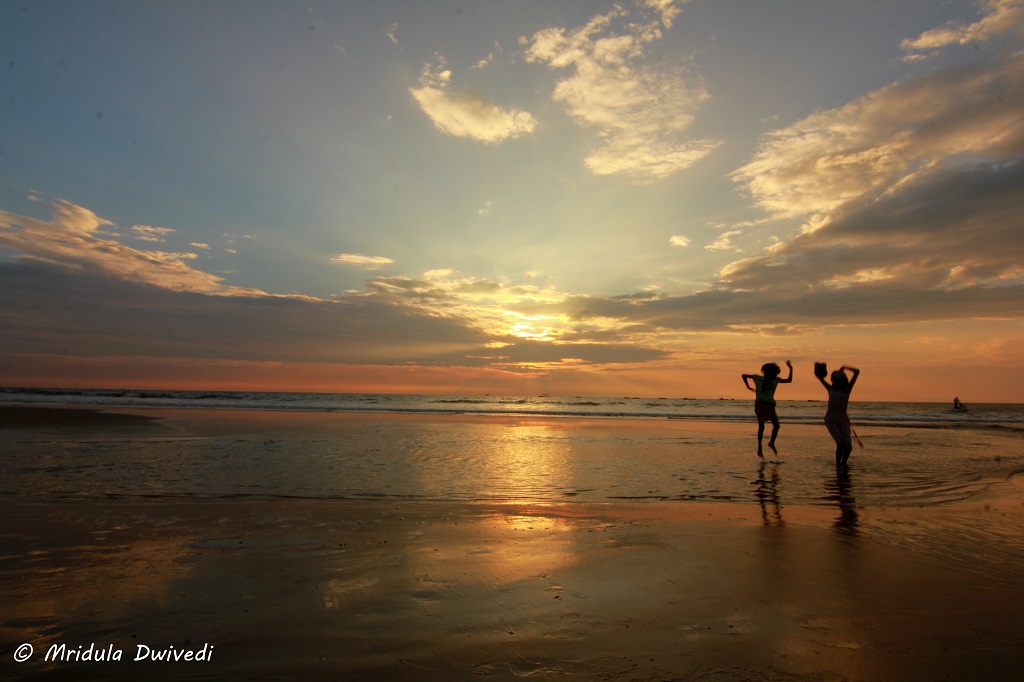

779,360,794,384
843,366,860,391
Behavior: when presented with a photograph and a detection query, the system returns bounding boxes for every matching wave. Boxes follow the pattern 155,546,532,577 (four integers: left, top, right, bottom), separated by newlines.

1,386,1021,429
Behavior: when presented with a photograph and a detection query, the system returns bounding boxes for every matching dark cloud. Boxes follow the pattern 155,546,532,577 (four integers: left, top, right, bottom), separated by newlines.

732,50,1024,217
0,262,484,364
0,202,258,295
723,161,1024,292
0,262,669,369
484,338,669,365
543,279,1024,333
679,46,1024,334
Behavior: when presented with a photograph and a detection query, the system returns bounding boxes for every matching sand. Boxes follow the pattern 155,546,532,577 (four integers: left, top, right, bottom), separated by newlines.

2,406,1023,681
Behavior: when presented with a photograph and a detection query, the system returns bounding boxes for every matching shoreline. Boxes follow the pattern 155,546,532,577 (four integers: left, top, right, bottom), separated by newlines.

3,401,1021,436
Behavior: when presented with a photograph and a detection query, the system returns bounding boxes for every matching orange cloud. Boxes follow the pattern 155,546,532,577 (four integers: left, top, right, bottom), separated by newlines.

0,200,263,296
731,52,1024,219
901,0,1024,58
330,253,394,269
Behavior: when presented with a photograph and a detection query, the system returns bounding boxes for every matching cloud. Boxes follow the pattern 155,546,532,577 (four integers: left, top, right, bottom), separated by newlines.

330,253,395,269
130,225,175,243
366,273,672,364
363,272,643,347
481,337,668,366
731,51,1024,219
669,235,690,247
47,200,113,233
539,280,1024,335
0,261,490,365
722,36,1024,305
665,29,1024,332
901,0,1024,59
643,0,685,28
474,42,501,70
704,229,741,252
498,34,1024,337
523,0,718,180
0,200,260,295
0,200,667,372
720,161,1024,293
410,56,537,143
0,260,669,371
149,251,198,262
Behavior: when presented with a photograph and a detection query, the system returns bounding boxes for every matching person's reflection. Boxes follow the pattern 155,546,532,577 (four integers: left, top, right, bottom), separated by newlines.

754,461,783,526
825,468,859,535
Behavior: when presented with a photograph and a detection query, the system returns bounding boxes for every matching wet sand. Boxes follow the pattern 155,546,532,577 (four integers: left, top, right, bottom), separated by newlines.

2,406,1023,681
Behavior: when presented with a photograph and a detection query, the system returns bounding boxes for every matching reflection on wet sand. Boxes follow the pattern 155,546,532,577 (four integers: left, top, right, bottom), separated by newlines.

3,497,1023,681
354,420,580,502
0,509,198,675
826,469,859,535
754,461,783,526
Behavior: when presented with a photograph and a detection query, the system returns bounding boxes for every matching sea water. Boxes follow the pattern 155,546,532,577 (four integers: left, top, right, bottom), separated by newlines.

2,387,1021,509
2,386,1022,426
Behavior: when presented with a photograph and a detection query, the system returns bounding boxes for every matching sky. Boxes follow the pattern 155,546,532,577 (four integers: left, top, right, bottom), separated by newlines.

1,0,1022,402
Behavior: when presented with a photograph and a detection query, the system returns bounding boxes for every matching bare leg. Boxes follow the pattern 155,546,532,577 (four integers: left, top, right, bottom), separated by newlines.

825,419,847,467
767,418,779,455
756,421,765,457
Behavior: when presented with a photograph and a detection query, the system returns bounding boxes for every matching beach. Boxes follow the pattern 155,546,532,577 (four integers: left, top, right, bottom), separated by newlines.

2,405,1023,681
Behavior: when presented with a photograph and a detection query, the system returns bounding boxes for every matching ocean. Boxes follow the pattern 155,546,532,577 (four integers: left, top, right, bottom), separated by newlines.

2,386,1022,427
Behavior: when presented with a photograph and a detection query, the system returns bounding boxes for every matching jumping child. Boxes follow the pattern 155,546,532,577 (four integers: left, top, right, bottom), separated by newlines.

814,363,860,467
742,361,793,457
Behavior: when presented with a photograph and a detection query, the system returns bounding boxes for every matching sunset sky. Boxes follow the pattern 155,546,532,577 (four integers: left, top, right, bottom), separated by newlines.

2,0,1022,401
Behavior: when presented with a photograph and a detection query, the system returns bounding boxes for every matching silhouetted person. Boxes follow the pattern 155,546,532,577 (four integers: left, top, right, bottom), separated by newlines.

815,363,860,467
953,396,965,411
742,361,792,457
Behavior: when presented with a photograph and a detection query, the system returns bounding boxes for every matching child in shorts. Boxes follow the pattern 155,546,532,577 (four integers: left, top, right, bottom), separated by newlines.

742,361,793,456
